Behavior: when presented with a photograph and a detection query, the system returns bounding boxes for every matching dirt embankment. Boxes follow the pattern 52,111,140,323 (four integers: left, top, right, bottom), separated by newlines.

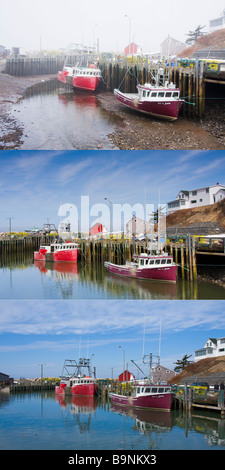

179,28,225,58
166,199,225,231
169,356,225,384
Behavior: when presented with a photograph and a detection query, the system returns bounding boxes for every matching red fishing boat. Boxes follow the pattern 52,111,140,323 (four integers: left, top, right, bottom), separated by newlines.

104,253,177,283
114,81,183,121
34,242,80,262
58,64,101,91
110,384,174,411
55,357,98,396
70,376,98,396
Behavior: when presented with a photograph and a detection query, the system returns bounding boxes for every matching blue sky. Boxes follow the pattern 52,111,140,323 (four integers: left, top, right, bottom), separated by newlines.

0,150,225,232
0,300,225,379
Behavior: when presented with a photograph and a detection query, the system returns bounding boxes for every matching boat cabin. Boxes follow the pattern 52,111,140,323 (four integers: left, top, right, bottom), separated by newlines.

135,385,172,396
73,67,101,77
135,254,174,268
70,377,96,386
137,85,180,100
50,243,79,253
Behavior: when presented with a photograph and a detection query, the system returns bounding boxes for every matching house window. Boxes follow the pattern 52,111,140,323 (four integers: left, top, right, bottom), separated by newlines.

192,191,197,195
191,200,197,204
206,188,209,193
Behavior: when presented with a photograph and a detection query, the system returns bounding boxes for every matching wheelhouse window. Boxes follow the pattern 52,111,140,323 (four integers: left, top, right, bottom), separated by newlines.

158,92,165,97
151,92,157,97
165,92,172,97
173,92,179,98
167,259,172,264
155,260,160,265
161,259,166,264
149,260,155,265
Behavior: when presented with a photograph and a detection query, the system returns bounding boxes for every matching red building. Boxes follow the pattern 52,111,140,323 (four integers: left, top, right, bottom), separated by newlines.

124,42,142,55
90,223,105,236
118,370,135,382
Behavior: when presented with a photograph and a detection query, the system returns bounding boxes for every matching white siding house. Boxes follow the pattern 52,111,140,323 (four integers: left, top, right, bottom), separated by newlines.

209,9,225,32
195,337,225,361
167,184,225,215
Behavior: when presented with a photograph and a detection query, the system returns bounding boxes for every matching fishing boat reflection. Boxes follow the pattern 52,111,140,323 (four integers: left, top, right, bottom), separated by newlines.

58,92,98,109
34,260,78,277
55,395,97,434
105,273,177,299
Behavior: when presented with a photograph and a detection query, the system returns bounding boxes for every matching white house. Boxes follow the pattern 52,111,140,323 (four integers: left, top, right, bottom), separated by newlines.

160,35,186,58
126,216,153,237
195,337,225,362
209,9,225,32
167,183,225,215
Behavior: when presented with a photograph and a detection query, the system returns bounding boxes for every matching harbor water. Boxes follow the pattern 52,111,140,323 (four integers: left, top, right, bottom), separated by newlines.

1,254,225,299
0,391,225,450
11,79,119,150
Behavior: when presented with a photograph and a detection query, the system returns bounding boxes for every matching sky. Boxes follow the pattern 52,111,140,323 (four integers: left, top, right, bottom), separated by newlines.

1,1,225,53
0,150,225,232
0,299,225,379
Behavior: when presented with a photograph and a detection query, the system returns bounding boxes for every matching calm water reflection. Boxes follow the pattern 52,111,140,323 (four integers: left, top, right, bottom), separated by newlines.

0,253,225,299
12,79,119,150
0,392,224,450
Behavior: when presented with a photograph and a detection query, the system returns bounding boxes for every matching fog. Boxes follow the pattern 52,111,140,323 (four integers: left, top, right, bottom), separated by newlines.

1,0,225,54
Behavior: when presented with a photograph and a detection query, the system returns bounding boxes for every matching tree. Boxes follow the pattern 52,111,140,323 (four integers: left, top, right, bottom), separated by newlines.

185,25,206,45
173,354,192,373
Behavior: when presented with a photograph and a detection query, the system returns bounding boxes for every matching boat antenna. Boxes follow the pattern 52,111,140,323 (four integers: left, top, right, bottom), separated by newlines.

158,316,162,364
143,313,146,359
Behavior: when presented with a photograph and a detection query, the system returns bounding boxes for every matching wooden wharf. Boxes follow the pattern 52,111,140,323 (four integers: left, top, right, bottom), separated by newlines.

174,385,225,417
1,233,225,282
9,381,57,393
4,55,225,119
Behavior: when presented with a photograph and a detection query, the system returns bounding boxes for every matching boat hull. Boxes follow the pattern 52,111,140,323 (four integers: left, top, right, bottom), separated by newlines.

110,392,174,411
105,262,177,283
114,89,183,121
52,248,80,262
71,383,98,396
34,251,46,261
72,76,101,91
58,70,68,84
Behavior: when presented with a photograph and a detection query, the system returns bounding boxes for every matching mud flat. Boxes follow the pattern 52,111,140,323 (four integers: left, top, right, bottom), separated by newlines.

97,92,225,150
0,64,56,149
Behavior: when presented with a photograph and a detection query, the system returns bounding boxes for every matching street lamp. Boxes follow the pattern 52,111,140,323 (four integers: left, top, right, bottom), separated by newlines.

124,14,131,55
119,346,125,382
104,197,113,261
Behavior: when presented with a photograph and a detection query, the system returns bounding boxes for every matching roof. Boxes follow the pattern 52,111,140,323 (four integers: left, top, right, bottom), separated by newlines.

208,338,218,345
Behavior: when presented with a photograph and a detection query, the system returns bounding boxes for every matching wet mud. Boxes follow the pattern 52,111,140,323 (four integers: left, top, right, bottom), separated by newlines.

0,64,225,150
